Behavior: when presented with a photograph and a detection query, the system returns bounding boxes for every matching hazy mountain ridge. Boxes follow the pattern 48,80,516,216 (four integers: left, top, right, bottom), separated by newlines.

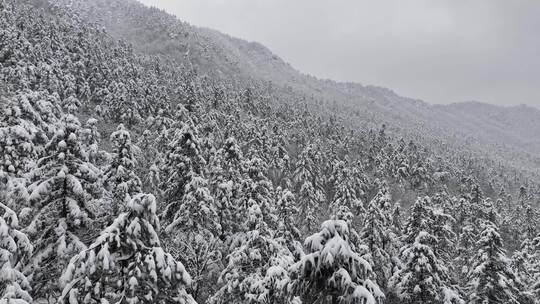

51,0,540,178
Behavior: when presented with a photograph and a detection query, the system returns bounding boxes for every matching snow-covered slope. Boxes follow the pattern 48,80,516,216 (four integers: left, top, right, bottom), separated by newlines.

65,0,540,179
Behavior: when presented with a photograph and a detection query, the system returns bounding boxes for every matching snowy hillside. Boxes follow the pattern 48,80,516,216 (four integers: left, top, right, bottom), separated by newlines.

62,0,540,181
1,0,539,303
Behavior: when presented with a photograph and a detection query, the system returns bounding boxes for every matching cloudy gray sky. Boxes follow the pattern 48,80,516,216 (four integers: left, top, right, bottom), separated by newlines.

139,0,540,107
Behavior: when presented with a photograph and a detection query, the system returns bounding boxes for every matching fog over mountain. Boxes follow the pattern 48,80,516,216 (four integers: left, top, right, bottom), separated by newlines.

139,0,540,108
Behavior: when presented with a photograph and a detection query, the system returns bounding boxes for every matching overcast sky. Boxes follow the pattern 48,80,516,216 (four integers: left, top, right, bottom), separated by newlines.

138,0,540,107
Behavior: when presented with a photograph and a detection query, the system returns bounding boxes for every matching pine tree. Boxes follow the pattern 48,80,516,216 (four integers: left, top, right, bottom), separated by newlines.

389,197,462,304
455,224,476,284
510,238,535,292
208,137,245,238
0,203,33,304
296,180,322,233
530,234,540,299
360,182,397,292
59,194,197,304
267,131,291,188
181,71,202,113
80,118,100,164
240,156,276,230
467,223,532,304
403,196,455,260
391,202,402,235
0,92,53,177
160,121,205,220
289,219,383,304
389,231,462,304
210,203,295,304
26,115,101,299
329,162,364,217
292,145,323,233
62,95,81,114
164,175,221,302
274,190,302,259
103,124,141,214
521,204,538,241
1,174,31,220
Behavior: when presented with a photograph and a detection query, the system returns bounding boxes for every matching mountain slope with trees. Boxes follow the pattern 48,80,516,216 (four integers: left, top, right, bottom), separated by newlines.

1,0,539,303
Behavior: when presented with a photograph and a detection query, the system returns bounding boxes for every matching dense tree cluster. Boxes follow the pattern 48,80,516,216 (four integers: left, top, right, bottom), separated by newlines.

1,0,539,303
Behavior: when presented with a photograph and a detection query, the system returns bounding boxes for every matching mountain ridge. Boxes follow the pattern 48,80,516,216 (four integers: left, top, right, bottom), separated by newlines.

59,0,540,180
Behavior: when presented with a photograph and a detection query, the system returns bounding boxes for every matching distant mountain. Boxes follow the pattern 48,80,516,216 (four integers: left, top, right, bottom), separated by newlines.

63,0,540,180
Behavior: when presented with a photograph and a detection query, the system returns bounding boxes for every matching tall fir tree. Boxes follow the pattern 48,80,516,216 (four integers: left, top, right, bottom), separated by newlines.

329,162,364,217
0,92,55,177
26,115,101,299
289,219,383,304
529,234,540,300
103,124,141,214
59,194,197,304
360,182,398,293
210,202,295,304
160,120,205,221
80,118,100,165
208,137,245,239
0,203,33,304
164,174,222,302
274,190,302,259
467,223,532,304
389,197,462,304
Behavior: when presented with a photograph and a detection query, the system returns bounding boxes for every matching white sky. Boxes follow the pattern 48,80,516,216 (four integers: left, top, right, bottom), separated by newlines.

138,0,540,107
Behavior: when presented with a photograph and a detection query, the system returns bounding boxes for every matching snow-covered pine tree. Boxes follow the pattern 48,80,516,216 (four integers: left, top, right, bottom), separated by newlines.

456,198,503,285
292,145,317,190
0,203,33,304
164,175,219,234
296,180,322,234
521,204,538,241
26,114,101,299
103,124,141,214
0,92,51,177
391,202,402,235
1,176,30,218
62,95,81,115
389,231,462,304
495,187,509,215
455,224,476,284
59,193,197,304
530,234,540,300
106,81,142,126
181,70,202,113
360,181,398,292
136,124,164,195
274,190,302,259
289,219,383,304
403,196,455,261
160,120,205,220
329,161,364,217
80,118,100,164
164,174,221,302
267,131,291,188
210,202,295,304
389,197,462,304
453,197,471,234
510,238,535,292
208,137,245,239
467,222,533,304
292,145,324,233
240,156,276,230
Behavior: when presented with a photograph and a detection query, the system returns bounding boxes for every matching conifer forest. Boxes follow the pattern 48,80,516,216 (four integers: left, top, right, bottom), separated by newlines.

1,0,540,303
